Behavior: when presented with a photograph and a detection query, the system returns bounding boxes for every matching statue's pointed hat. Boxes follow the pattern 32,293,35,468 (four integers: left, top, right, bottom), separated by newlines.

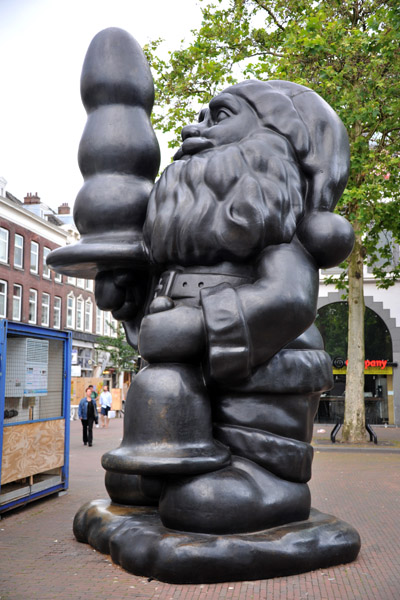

223,80,350,214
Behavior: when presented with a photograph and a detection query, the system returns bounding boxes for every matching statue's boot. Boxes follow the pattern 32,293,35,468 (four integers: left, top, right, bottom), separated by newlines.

105,472,162,506
159,455,310,534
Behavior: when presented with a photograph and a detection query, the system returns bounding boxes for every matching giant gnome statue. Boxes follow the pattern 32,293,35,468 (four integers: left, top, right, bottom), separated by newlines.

48,28,361,583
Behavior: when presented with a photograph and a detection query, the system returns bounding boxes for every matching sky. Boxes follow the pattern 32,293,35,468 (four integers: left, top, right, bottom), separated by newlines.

0,0,203,210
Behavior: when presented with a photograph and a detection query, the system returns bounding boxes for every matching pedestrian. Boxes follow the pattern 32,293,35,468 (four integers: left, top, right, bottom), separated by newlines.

88,384,98,403
78,386,99,446
99,385,112,428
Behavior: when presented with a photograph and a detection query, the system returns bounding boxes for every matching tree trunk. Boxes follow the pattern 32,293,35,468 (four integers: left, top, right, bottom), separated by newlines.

342,227,367,442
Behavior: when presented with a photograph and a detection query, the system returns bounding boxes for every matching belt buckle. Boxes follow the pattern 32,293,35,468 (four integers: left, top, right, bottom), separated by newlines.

154,271,176,299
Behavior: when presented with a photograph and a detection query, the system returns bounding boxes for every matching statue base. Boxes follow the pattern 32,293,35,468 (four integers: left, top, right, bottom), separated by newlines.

73,500,361,584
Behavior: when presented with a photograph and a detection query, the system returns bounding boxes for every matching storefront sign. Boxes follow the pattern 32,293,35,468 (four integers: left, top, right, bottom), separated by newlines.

332,358,393,375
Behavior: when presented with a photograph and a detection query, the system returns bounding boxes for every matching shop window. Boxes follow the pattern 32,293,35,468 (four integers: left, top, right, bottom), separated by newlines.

30,241,39,274
28,289,37,324
0,227,9,263
12,284,22,321
41,293,50,326
43,247,51,279
0,280,7,318
53,296,62,329
14,234,24,268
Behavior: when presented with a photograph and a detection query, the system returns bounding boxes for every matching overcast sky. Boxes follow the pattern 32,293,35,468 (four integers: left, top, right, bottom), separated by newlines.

0,0,202,210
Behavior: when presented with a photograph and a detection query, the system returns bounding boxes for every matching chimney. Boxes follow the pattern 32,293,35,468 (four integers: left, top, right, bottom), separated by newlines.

24,192,41,204
58,202,71,215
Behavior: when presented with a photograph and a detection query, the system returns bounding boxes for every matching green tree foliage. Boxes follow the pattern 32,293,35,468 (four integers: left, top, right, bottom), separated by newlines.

97,322,139,376
145,0,400,441
316,303,392,360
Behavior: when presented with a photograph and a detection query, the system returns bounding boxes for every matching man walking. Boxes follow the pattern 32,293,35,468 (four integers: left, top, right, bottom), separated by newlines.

99,385,112,428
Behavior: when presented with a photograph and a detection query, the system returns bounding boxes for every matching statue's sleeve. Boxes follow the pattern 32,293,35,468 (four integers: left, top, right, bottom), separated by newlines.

200,238,319,383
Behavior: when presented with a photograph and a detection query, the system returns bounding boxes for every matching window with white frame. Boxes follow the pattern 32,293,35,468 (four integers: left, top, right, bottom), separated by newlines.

95,307,103,335
28,289,37,324
111,317,118,337
30,241,39,273
53,296,61,328
103,312,111,336
43,247,51,278
12,284,22,321
66,293,75,328
55,272,62,283
14,234,24,268
0,227,9,263
76,296,84,330
41,292,50,326
86,279,94,292
76,278,85,288
0,280,7,318
84,298,93,332
67,276,76,285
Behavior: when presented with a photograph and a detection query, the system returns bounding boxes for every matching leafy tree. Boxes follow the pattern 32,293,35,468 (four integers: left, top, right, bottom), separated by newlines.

145,0,400,442
96,322,140,380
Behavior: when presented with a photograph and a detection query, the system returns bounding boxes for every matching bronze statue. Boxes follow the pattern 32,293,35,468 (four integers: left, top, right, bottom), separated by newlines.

48,28,360,583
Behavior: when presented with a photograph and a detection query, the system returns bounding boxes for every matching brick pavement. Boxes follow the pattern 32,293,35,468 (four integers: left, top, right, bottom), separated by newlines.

0,420,399,600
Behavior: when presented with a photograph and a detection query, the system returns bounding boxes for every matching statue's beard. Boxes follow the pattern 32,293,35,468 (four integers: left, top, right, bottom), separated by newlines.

143,131,305,267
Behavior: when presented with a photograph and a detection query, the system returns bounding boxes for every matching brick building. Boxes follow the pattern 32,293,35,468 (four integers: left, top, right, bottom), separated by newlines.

0,186,118,383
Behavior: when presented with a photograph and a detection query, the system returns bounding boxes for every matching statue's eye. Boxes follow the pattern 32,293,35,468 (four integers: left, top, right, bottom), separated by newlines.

215,108,230,123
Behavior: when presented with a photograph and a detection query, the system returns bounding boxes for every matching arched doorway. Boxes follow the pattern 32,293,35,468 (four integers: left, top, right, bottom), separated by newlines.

315,302,393,424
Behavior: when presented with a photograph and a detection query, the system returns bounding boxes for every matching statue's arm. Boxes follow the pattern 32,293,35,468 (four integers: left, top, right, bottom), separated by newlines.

200,238,319,383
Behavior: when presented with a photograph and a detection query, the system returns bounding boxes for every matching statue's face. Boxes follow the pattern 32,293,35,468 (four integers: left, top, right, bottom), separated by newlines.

173,93,260,160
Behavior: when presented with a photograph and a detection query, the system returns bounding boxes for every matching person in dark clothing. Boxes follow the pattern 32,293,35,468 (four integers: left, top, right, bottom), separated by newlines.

78,386,99,446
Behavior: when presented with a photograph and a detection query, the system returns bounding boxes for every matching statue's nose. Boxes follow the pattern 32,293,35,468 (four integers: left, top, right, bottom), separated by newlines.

181,124,202,141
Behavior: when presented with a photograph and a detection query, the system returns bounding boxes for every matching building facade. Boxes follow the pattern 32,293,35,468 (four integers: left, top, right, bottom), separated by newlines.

0,189,118,386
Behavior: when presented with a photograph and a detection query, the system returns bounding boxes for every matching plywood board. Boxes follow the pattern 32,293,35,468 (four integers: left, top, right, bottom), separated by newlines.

111,388,122,411
71,377,103,407
1,420,65,485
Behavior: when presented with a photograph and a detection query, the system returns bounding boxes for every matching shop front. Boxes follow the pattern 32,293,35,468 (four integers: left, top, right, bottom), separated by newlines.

315,301,396,424
317,359,394,425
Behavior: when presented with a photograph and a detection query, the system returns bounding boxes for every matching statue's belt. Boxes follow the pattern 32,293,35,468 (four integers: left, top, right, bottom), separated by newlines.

154,271,253,301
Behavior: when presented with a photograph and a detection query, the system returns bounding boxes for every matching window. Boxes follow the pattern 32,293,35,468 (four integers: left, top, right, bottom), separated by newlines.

84,299,93,332
12,284,22,321
67,276,76,286
76,296,84,330
41,292,50,326
76,278,85,288
0,280,7,318
28,289,37,324
95,307,103,335
30,241,39,273
55,272,62,283
86,279,94,292
0,227,9,263
14,234,24,268
66,293,75,328
103,312,111,336
53,296,61,328
43,247,51,278
111,317,118,337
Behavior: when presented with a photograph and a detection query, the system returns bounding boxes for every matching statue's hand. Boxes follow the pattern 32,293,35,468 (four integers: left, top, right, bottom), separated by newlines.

95,269,146,322
139,297,206,363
